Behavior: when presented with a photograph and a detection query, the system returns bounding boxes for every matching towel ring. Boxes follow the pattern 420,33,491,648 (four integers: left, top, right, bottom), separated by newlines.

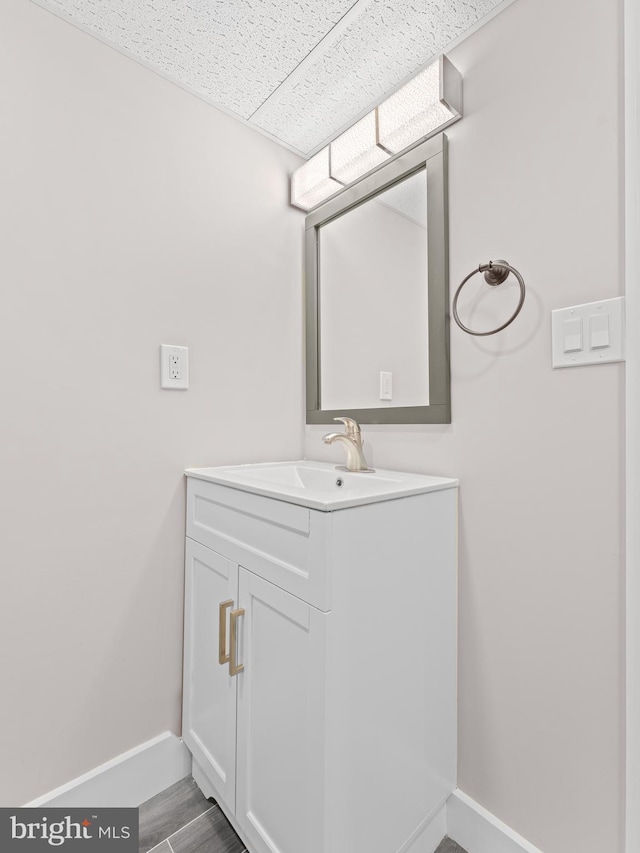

452,260,526,336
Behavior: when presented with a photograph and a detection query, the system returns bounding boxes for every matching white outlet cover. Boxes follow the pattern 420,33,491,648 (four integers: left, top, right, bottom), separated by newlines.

379,371,393,401
160,344,189,389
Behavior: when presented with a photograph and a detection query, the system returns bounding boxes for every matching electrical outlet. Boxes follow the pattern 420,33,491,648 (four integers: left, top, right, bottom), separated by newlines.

161,345,189,389
170,354,181,380
379,371,393,401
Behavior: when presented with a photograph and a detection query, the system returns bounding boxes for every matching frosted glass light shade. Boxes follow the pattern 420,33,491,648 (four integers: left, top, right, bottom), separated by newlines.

290,146,343,211
290,55,461,211
330,111,390,185
377,57,462,154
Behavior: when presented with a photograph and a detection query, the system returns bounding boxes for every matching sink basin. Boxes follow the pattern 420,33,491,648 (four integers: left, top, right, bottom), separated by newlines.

185,460,457,510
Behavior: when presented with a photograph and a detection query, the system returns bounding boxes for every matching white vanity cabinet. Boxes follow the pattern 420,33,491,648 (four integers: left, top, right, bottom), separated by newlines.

183,536,327,853
182,465,458,853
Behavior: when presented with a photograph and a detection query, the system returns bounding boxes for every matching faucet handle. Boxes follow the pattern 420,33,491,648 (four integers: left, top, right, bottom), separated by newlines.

333,417,361,440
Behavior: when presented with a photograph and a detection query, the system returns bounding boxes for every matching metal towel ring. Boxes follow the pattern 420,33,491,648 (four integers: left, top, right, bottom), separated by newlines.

452,260,526,336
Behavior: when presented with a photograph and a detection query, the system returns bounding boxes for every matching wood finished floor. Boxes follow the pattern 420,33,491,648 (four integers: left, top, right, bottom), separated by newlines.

138,777,468,853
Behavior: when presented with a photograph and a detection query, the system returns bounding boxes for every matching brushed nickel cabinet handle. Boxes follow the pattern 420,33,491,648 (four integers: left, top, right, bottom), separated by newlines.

218,600,233,665
229,608,245,677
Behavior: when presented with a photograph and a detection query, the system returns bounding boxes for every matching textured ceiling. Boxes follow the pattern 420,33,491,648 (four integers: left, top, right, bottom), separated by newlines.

32,0,514,157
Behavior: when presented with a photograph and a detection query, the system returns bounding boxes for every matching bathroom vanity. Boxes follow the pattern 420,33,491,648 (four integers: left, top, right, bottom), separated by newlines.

182,461,458,853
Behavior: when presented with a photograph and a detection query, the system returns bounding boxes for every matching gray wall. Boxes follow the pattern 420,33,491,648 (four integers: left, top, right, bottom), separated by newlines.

306,0,624,851
0,0,303,806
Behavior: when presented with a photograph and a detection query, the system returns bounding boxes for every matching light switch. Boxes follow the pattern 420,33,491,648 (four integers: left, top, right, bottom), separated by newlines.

552,297,624,368
562,318,583,353
590,313,610,349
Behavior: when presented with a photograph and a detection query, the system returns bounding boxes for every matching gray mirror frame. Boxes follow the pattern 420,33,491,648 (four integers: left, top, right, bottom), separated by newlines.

305,133,450,425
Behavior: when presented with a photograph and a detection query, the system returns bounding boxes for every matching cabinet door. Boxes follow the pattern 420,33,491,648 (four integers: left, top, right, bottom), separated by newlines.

183,538,238,811
235,569,327,853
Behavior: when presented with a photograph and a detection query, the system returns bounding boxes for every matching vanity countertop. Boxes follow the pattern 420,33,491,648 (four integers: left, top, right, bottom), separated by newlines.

185,460,458,511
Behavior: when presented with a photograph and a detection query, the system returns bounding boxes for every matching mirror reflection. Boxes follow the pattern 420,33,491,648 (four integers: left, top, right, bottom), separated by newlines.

319,170,429,410
305,134,450,425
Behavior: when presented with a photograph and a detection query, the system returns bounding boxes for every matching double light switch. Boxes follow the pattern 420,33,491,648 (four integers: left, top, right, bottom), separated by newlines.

551,297,624,368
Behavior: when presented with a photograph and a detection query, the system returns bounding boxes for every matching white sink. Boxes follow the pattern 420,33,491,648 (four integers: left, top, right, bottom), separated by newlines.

185,460,458,510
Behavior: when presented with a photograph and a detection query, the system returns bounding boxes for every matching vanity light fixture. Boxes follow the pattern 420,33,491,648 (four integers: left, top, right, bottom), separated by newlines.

290,55,462,212
289,146,344,213
377,57,462,154
329,110,390,185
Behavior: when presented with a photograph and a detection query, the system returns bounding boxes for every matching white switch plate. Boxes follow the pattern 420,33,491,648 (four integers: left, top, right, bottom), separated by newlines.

160,344,189,389
551,297,625,368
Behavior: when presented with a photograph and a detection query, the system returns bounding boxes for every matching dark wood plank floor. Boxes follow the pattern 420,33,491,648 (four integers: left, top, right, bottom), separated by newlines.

138,777,468,853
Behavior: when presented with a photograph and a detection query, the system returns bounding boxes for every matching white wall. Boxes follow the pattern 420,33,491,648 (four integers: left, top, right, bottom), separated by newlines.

0,0,303,806
1,0,624,845
306,0,625,851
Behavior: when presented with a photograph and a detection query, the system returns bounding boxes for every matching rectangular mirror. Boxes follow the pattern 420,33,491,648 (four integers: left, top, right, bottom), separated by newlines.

305,134,450,424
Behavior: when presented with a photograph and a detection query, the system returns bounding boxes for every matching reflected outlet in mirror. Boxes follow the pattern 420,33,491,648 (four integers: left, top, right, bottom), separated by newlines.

319,170,429,410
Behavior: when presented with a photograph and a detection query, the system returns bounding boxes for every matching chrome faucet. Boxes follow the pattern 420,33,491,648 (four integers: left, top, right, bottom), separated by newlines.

323,417,374,472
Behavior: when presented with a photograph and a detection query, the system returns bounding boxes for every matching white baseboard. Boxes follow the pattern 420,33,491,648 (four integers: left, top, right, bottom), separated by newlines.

396,797,447,853
22,732,192,808
413,800,448,853
21,744,542,853
447,790,544,853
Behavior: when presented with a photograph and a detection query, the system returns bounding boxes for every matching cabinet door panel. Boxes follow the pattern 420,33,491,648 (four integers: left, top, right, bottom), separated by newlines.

183,539,238,811
236,569,326,853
